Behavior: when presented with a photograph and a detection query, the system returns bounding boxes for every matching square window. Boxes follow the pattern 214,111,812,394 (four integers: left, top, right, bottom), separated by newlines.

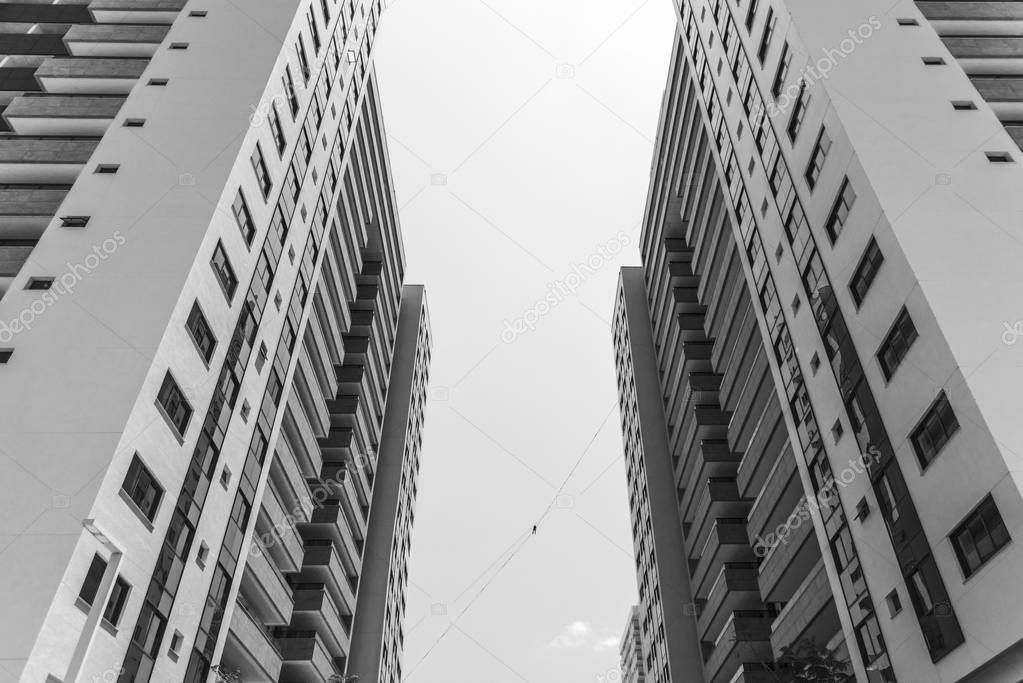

123,118,146,127
897,17,919,26
255,342,268,372
186,302,217,363
156,372,192,437
219,466,231,489
26,277,54,290
922,57,945,65
810,352,821,375
832,419,844,443
60,216,90,228
910,391,959,468
189,10,207,17
231,190,257,246
168,630,184,660
886,589,902,617
169,42,188,50
0,349,12,363
952,100,977,111
103,576,130,627
951,495,1011,577
250,144,273,198
986,151,1014,163
95,164,119,174
147,78,169,86
211,241,238,301
240,399,250,422
121,454,164,523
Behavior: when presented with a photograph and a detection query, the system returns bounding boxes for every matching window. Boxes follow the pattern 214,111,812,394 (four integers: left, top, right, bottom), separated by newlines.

123,119,146,127
147,78,169,86
886,589,902,617
951,495,1010,577
255,342,268,372
757,8,775,63
805,126,831,188
103,576,130,627
26,277,54,290
121,454,164,523
911,392,959,467
189,10,207,17
283,67,299,117
0,349,12,363
78,554,107,606
825,178,856,242
745,0,759,31
787,81,809,141
307,8,321,52
157,372,192,437
231,190,256,245
877,308,917,380
772,42,791,98
268,103,287,155
60,215,90,228
210,242,237,300
95,164,119,174
296,36,311,81
922,56,945,65
168,630,184,660
850,237,884,306
186,303,216,362
250,144,272,198
169,42,189,50
952,100,977,111
986,151,1014,163
897,17,919,26
196,541,209,568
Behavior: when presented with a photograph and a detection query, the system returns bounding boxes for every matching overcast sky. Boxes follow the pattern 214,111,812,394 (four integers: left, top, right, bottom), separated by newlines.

374,1,676,680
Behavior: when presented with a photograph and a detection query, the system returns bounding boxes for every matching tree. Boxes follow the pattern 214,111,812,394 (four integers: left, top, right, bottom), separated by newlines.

777,637,852,682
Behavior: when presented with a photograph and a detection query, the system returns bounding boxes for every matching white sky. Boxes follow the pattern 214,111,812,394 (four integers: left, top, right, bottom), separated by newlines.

375,1,676,680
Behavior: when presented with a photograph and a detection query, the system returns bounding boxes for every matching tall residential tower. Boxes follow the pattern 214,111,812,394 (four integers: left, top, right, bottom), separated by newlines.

0,1,431,682
614,0,1023,681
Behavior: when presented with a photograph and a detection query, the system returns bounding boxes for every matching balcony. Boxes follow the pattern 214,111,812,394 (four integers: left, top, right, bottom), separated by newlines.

0,137,97,184
63,24,169,58
685,478,749,557
679,439,739,506
770,559,842,657
758,500,822,604
746,449,801,546
276,631,341,683
702,612,774,683
0,187,66,233
735,400,786,498
269,440,313,527
298,499,362,574
690,518,753,599
35,57,147,94
291,583,352,657
256,482,305,574
3,94,123,135
239,544,294,627
697,563,762,641
284,397,323,476
88,0,188,24
221,600,283,683
298,540,358,618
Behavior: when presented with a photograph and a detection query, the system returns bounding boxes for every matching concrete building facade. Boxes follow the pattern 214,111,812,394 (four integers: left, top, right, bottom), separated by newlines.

0,1,431,682
619,606,647,683
613,0,1023,681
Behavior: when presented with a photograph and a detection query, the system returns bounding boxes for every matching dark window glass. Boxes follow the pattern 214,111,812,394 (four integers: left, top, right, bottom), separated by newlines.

157,373,192,437
951,495,1010,577
787,81,809,141
103,576,131,626
78,554,107,606
805,126,831,189
269,103,287,155
231,190,256,246
283,67,299,117
772,41,791,97
211,242,238,300
186,303,217,362
825,177,856,242
850,237,884,306
877,307,917,380
296,36,311,81
250,144,272,198
757,8,775,62
122,454,164,522
911,392,959,467
745,0,759,31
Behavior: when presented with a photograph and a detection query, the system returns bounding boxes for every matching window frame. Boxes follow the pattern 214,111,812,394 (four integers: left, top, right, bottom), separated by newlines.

121,454,164,524
210,241,238,302
910,391,959,469
156,371,193,439
186,302,217,364
250,144,272,199
877,307,918,381
825,177,856,243
850,237,884,307
950,495,1011,578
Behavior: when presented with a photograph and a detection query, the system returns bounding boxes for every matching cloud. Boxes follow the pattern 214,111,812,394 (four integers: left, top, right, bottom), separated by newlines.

549,621,619,651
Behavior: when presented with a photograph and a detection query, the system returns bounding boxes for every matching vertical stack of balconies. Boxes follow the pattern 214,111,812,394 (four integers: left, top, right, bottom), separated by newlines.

0,0,188,295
